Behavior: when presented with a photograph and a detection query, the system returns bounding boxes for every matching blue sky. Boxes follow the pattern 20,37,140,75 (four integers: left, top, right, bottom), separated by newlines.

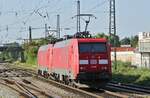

0,0,150,43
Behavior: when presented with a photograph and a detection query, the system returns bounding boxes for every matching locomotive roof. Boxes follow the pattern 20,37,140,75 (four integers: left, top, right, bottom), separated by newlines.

54,39,72,48
39,44,52,51
77,38,107,42
39,38,107,50
53,38,107,47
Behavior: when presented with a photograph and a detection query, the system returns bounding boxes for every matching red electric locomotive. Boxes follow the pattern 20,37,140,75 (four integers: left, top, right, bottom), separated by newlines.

37,38,111,88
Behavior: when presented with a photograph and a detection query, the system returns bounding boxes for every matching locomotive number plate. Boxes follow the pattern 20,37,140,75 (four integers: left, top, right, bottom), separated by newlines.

90,59,97,64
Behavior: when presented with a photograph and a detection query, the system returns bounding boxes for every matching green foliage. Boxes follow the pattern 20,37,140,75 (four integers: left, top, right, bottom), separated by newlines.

109,35,120,47
94,33,138,48
94,33,108,39
23,35,57,65
120,35,138,47
130,35,138,47
112,61,150,86
120,37,131,45
24,43,40,65
94,33,120,47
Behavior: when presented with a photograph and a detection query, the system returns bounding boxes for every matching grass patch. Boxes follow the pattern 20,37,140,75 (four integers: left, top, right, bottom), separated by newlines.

112,61,150,86
25,56,37,65
13,61,37,71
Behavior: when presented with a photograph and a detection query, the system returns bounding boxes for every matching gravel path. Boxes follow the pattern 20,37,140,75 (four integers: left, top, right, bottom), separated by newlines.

0,84,21,98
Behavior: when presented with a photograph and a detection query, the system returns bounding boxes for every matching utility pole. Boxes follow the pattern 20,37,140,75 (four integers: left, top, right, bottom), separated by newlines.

75,0,96,33
57,14,60,38
29,26,32,43
45,24,48,38
109,0,117,70
77,0,80,33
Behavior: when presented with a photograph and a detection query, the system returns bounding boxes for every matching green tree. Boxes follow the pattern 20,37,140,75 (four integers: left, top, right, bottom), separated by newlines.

130,35,138,47
109,35,120,47
120,37,131,45
94,33,108,39
23,35,57,64
94,33,120,47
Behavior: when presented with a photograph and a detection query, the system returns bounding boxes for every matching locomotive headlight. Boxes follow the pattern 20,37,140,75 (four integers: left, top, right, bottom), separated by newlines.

79,60,88,64
90,59,97,64
99,59,108,64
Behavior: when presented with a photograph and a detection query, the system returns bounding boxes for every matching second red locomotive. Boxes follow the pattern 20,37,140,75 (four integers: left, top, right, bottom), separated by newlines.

37,38,111,88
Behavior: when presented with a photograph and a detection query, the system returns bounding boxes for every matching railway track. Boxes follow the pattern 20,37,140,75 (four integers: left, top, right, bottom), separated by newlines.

36,75,132,98
21,69,132,98
23,68,149,98
106,82,150,97
0,78,53,98
0,65,101,98
0,67,128,98
0,68,59,98
81,88,130,98
1,63,149,98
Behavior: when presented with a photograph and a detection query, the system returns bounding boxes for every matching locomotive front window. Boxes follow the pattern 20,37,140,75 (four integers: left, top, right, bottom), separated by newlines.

79,43,107,53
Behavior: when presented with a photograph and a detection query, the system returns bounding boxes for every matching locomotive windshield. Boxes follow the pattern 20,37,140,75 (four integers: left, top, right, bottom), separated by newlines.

79,43,107,53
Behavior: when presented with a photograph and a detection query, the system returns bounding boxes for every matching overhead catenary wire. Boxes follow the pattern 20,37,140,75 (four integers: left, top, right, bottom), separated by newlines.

0,0,61,29
0,0,110,43
0,0,60,30
88,0,109,12
0,0,65,43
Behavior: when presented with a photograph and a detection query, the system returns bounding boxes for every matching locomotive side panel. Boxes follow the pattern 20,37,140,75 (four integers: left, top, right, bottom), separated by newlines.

69,39,79,79
38,44,53,74
51,39,76,79
47,47,53,73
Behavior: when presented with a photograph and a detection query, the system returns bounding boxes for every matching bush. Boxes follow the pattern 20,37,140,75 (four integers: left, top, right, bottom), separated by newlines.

24,45,38,65
112,61,150,86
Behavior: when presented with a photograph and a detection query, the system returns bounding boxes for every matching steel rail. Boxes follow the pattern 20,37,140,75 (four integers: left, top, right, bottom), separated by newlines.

3,78,54,98
103,90,129,98
107,82,150,94
4,65,146,98
111,81,150,90
0,80,34,98
16,68,104,98
36,76,103,98
19,68,132,98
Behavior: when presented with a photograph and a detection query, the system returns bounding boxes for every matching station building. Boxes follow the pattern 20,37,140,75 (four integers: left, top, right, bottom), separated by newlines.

132,32,150,69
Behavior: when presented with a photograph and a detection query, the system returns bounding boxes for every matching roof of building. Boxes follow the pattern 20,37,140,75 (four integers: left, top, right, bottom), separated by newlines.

111,47,135,52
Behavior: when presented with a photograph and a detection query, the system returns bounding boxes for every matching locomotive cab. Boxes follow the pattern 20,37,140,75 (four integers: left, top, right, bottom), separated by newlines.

76,39,112,87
